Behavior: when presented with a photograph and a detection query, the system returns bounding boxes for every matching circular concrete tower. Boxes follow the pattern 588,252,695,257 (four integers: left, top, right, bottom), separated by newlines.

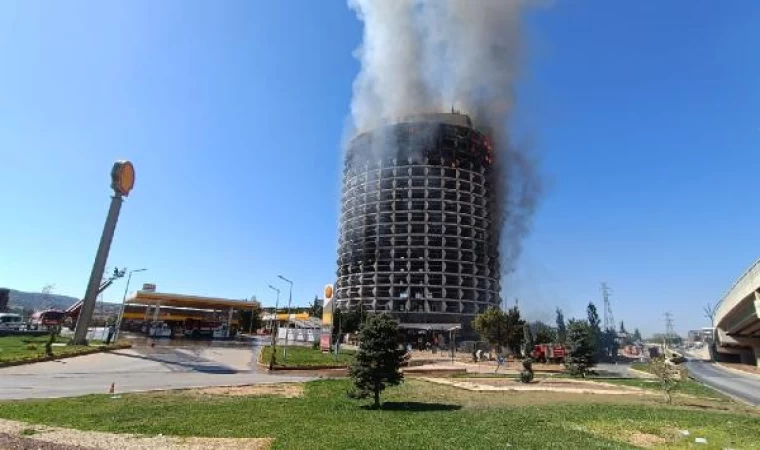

336,113,501,331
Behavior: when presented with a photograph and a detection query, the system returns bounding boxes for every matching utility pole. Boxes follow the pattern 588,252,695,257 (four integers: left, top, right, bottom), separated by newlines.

664,312,675,349
601,282,615,332
113,268,147,343
278,275,293,363
268,285,280,370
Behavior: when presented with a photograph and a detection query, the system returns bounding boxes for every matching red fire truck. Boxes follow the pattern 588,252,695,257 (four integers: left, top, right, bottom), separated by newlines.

531,343,567,363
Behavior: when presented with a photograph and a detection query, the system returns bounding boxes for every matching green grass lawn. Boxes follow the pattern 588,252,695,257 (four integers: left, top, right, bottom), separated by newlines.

630,361,654,373
261,345,354,368
0,335,119,364
1,379,757,449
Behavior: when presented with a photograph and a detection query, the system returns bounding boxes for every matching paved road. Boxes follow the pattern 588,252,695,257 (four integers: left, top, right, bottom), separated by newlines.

0,344,312,400
685,360,760,406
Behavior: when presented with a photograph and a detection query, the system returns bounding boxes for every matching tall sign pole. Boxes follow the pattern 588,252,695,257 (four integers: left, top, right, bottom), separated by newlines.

72,161,135,345
320,284,334,352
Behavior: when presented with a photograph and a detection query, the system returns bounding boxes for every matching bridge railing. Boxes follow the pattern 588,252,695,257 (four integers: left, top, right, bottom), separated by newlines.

716,258,760,325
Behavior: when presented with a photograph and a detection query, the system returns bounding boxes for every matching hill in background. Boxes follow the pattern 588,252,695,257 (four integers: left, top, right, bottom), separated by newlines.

5,289,79,311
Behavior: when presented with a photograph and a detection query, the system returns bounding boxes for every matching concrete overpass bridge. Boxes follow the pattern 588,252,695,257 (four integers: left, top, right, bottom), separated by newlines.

715,258,760,365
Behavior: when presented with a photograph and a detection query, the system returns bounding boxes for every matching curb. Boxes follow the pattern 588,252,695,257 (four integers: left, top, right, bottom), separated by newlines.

0,344,132,368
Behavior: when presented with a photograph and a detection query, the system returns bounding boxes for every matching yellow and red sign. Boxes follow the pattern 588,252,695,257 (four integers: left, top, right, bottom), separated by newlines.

322,284,334,327
111,160,135,196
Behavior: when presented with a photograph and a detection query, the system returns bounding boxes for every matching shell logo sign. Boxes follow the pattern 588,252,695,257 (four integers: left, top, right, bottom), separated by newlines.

111,160,135,197
322,284,334,327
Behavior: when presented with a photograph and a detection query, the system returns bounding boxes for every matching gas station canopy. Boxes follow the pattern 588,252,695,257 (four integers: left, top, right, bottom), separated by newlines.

125,291,258,310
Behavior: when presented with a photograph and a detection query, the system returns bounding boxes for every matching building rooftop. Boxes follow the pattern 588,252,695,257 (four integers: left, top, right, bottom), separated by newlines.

401,112,473,128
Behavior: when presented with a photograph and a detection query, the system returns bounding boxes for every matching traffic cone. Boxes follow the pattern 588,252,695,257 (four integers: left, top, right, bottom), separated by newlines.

108,383,115,395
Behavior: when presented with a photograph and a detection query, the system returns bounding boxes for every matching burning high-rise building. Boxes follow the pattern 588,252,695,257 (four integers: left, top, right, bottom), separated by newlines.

336,112,500,331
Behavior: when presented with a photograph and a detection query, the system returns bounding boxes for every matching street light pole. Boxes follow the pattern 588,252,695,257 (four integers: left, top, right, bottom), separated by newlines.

268,285,280,370
113,268,147,343
278,275,293,363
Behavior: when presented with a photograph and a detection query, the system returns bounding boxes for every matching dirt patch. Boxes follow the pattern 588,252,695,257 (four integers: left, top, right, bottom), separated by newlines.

422,377,654,396
470,378,637,392
0,432,97,450
627,431,668,448
0,419,271,450
185,383,303,398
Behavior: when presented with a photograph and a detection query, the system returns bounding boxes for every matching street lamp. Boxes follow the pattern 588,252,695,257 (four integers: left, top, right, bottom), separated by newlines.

113,268,147,342
268,285,280,370
278,275,293,362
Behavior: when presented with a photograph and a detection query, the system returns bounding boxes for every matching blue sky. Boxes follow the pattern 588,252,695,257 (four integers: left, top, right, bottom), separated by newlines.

1,1,758,336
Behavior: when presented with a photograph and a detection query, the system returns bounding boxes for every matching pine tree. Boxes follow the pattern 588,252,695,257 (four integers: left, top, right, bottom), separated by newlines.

566,319,597,377
586,302,603,358
555,308,567,344
632,328,643,343
348,314,405,409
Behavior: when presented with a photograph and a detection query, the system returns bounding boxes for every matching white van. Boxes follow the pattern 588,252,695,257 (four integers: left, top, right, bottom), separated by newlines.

0,313,23,331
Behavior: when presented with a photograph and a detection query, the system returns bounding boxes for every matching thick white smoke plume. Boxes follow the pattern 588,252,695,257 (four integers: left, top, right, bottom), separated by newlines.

348,0,541,275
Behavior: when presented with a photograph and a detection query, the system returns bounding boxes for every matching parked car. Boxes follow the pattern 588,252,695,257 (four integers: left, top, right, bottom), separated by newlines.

0,313,24,331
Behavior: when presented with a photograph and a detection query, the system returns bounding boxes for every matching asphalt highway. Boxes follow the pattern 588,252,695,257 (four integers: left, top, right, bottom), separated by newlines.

0,345,311,400
685,360,760,406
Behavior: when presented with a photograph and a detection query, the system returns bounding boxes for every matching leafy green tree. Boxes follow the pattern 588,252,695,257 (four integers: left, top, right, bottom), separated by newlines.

504,307,526,355
632,328,642,343
348,314,405,409
472,307,508,354
533,321,557,344
309,296,323,318
555,308,567,344
332,309,363,343
586,302,603,358
472,306,524,355
601,328,619,360
565,319,597,377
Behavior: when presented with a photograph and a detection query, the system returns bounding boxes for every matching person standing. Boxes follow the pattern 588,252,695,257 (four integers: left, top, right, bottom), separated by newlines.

105,324,115,345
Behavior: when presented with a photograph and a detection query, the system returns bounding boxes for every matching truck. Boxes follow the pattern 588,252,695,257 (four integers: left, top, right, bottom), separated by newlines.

29,309,67,330
531,343,567,364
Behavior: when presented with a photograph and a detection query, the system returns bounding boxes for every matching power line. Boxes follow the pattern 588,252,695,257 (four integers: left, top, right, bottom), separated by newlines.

601,282,615,331
664,312,675,348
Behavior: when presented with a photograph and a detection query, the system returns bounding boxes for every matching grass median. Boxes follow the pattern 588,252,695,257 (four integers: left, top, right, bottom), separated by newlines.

0,378,757,449
0,335,125,365
260,345,354,369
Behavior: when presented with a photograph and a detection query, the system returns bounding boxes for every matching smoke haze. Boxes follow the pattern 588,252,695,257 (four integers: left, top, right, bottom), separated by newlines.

348,0,542,276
